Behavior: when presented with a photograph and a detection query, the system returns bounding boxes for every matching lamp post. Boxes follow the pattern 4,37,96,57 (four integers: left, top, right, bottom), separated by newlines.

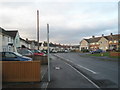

47,24,50,82
37,10,39,50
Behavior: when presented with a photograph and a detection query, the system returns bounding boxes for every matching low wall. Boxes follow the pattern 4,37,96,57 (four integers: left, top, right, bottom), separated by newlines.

2,61,41,82
110,52,120,57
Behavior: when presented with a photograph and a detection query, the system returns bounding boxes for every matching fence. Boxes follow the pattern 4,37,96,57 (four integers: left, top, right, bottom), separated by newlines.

33,56,48,65
2,61,41,82
110,52,120,57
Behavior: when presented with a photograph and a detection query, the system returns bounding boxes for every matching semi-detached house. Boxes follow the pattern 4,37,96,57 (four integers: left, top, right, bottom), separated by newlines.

80,33,120,51
0,27,42,52
0,27,20,52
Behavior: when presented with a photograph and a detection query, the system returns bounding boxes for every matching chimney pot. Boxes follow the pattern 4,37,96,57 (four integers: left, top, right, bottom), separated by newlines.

110,33,113,35
92,36,95,38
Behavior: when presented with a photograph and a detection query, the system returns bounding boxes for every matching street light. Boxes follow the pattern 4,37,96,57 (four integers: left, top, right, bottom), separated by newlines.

47,24,50,82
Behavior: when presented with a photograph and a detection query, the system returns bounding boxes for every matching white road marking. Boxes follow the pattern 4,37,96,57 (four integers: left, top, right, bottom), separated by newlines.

65,62,100,89
77,64,98,74
55,54,98,74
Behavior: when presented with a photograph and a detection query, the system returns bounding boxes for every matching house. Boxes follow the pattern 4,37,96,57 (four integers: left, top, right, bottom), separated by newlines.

0,27,20,52
6,30,20,48
80,33,120,51
20,38,42,50
102,33,120,50
0,27,43,52
79,39,89,51
89,36,101,51
98,34,109,50
20,38,30,48
0,29,2,52
71,45,79,51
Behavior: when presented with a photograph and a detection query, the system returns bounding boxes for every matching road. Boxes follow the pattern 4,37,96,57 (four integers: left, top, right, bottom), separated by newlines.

50,52,118,88
47,54,99,88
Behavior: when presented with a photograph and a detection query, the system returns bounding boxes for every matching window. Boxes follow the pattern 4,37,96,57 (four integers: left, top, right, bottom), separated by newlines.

8,37,9,42
114,40,117,43
16,39,18,43
5,52,16,58
2,35,5,40
109,41,112,44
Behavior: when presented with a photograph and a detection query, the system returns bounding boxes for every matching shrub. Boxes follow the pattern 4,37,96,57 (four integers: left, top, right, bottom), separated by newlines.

81,49,89,52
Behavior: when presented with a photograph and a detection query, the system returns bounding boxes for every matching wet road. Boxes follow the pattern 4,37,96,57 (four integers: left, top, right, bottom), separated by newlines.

53,53,118,88
47,55,99,88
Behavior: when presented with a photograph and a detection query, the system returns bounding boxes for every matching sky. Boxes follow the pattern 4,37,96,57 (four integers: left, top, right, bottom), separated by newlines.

0,0,118,45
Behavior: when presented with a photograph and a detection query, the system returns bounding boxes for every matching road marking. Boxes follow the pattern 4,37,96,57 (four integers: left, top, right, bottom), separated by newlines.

54,54,98,74
65,62,101,89
77,64,97,74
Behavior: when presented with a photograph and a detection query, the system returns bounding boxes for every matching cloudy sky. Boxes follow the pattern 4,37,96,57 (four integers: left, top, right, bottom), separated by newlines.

0,0,118,45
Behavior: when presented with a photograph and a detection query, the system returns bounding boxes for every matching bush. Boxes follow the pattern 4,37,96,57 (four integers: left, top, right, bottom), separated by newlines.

81,49,89,52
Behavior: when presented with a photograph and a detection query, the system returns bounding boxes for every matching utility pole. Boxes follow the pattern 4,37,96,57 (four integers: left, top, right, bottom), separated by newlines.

37,10,39,50
47,24,50,82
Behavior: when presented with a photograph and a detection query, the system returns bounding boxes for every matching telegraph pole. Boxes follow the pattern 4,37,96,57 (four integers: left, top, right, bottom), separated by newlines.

37,10,39,50
47,24,50,82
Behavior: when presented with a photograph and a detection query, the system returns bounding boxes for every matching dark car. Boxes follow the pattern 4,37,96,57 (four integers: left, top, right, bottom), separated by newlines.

0,52,32,61
90,49,103,54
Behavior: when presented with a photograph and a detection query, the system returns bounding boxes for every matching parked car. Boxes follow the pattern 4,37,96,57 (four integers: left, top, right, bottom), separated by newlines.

17,48,34,57
30,49,46,56
64,49,69,53
90,49,103,54
51,49,58,53
0,52,32,61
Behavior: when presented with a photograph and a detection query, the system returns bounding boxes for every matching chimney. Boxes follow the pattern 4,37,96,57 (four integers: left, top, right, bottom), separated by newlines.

92,35,95,38
102,34,104,37
26,38,28,41
110,33,113,36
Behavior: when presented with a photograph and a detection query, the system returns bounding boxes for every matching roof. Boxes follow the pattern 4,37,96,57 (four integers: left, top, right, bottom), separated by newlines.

89,37,101,43
82,34,120,43
0,27,18,38
27,40,42,46
0,27,9,36
82,37,101,43
6,31,18,38
104,34,120,41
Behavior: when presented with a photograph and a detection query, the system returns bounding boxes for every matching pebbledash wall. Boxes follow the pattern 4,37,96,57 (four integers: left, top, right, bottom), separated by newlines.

0,30,2,90
0,31,2,52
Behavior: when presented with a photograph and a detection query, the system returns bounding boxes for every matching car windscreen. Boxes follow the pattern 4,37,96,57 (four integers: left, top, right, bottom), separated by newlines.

14,52,23,57
33,50,41,53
